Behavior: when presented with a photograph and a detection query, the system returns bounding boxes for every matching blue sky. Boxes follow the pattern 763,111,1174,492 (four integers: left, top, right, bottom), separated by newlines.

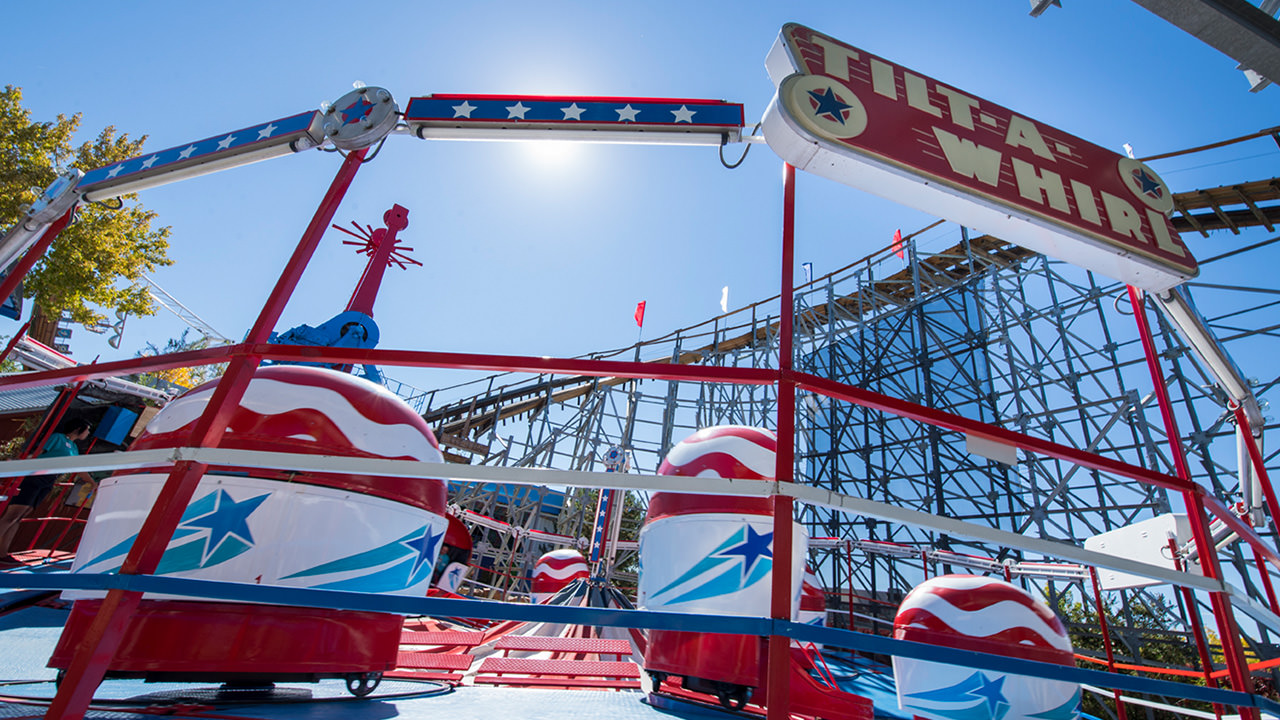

3,2,1277,397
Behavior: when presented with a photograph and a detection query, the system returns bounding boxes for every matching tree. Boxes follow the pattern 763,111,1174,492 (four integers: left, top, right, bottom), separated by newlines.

133,329,226,392
0,85,171,332
1053,588,1210,720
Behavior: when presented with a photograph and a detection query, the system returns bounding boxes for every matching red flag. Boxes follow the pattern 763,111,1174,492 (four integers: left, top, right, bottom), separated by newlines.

892,228,904,259
634,301,646,327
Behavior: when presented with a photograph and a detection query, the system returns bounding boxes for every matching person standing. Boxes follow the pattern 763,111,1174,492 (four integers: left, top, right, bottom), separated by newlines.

0,417,93,560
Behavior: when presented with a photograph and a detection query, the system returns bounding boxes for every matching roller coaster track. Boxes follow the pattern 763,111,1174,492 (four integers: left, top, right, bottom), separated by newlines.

422,176,1280,461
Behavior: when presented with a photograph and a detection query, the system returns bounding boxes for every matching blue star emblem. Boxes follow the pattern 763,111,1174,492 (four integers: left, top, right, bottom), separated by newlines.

1132,167,1163,199
341,97,376,125
969,673,1009,716
713,524,773,578
807,86,853,125
401,525,444,580
179,490,270,563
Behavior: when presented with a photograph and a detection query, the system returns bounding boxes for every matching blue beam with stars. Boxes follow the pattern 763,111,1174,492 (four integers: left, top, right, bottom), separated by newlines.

405,94,744,145
79,110,326,201
2,569,1272,713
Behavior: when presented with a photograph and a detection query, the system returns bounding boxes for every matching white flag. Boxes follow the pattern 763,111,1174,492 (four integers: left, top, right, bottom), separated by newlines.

720,286,729,313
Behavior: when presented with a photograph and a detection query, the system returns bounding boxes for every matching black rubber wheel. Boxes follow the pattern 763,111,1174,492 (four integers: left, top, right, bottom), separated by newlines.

345,672,382,698
716,685,748,711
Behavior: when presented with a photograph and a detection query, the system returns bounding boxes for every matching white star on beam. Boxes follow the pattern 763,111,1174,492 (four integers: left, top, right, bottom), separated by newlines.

506,102,530,119
106,164,125,178
616,104,639,122
452,101,476,118
561,103,585,120
177,144,197,160
671,105,696,123
216,134,236,150
257,123,278,139
140,155,159,169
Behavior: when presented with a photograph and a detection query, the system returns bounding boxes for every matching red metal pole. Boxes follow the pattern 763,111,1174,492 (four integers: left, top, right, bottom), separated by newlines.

1233,403,1280,553
1088,567,1129,720
0,206,76,309
766,162,797,720
345,204,409,316
45,147,368,720
0,382,73,514
845,540,856,631
1251,542,1280,615
1170,538,1225,720
1126,285,1255,717
0,319,31,366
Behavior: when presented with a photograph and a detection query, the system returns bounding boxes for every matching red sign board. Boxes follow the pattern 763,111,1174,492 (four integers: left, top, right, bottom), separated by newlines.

762,24,1196,290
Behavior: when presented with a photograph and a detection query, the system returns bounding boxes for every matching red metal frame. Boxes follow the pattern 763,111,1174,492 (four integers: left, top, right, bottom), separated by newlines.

1170,537,1225,720
0,343,777,392
0,319,30,366
6,146,1264,717
345,203,411,316
0,207,76,311
1088,567,1129,720
45,147,369,720
765,161,798,720
1126,285,1255,718
794,371,1192,492
1233,402,1280,553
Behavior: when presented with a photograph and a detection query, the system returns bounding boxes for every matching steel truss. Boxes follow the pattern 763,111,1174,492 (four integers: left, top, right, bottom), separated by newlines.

427,227,1280,670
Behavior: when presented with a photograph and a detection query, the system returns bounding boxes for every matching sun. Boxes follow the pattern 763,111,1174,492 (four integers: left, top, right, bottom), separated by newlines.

518,139,583,170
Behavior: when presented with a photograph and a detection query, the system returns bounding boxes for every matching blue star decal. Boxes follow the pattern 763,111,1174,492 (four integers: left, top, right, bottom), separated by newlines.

969,673,1009,716
1132,167,1163,198
713,524,773,579
401,525,443,580
341,97,376,125
179,489,270,563
808,86,853,125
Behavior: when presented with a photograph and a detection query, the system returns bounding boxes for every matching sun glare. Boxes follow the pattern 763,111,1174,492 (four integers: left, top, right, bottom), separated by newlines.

519,139,583,170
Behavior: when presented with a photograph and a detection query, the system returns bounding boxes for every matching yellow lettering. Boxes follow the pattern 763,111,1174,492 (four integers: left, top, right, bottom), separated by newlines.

905,72,942,117
811,37,860,81
937,86,979,130
1147,209,1186,256
1005,115,1054,161
933,127,1003,187
1070,180,1102,225
1012,159,1069,212
1101,192,1145,243
870,58,897,100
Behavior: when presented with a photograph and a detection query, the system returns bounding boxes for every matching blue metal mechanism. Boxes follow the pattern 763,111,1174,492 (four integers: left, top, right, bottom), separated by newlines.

267,310,383,383
265,204,415,385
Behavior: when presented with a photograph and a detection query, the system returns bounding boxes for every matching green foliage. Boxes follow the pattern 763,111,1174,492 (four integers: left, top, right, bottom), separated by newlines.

555,487,645,575
133,329,226,391
0,86,171,327
1053,588,1210,719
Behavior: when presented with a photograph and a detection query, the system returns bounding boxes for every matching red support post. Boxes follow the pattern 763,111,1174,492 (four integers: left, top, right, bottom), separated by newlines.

44,148,368,720
1126,285,1255,718
0,382,77,515
1233,403,1280,553
845,540,856,631
766,162,797,720
0,206,76,310
345,204,410,316
1251,542,1280,616
1170,538,1225,720
1088,567,1128,720
0,319,31,367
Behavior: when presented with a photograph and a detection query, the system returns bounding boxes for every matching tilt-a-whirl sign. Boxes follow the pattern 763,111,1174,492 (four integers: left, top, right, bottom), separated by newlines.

762,24,1196,292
